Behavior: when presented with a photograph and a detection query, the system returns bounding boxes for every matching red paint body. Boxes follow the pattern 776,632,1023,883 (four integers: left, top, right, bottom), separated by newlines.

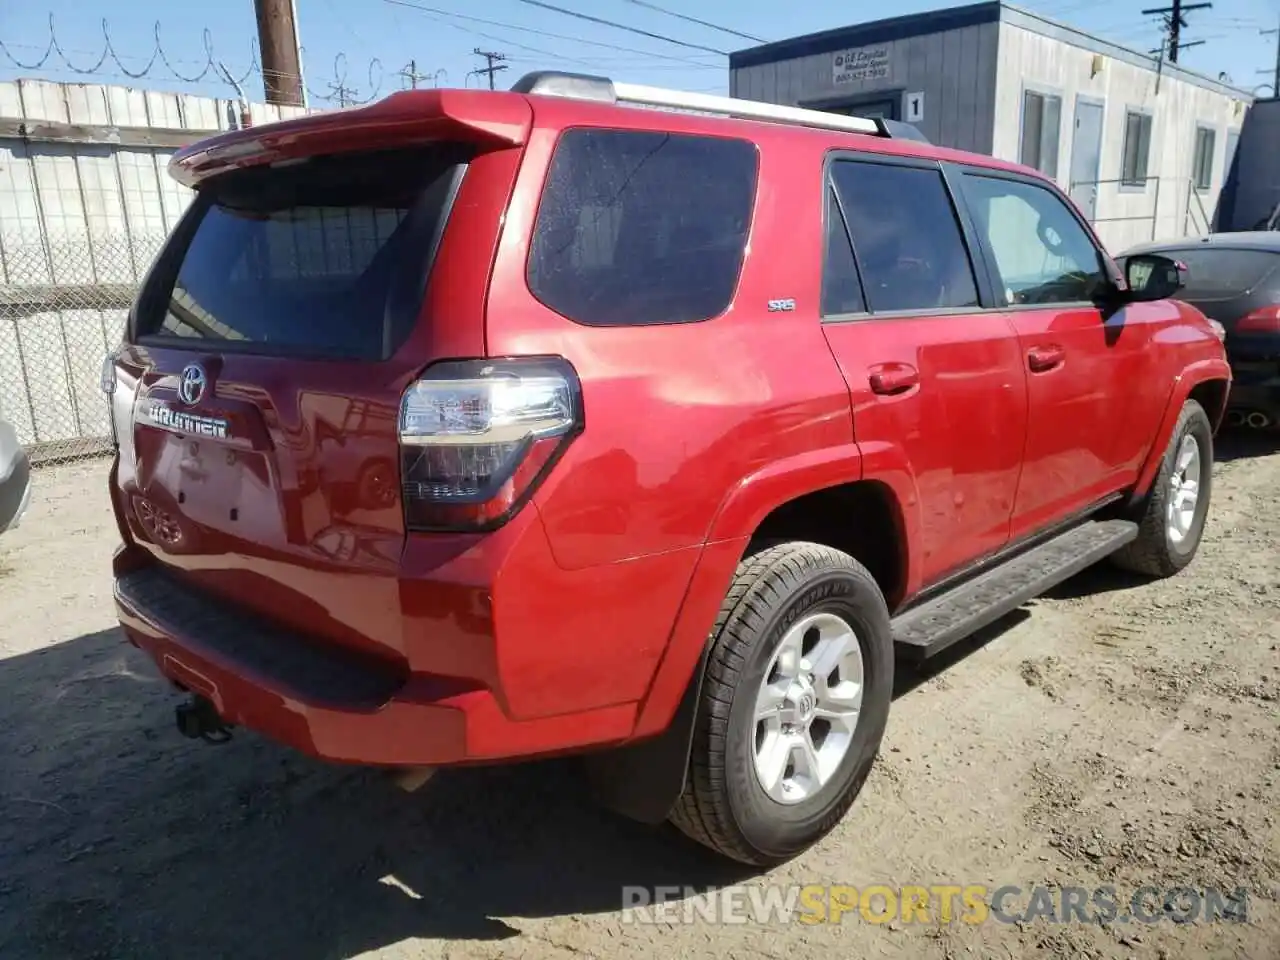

107,86,1230,767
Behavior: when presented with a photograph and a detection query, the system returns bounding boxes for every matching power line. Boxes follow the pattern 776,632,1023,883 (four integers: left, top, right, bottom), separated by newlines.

327,74,358,105
385,0,694,76
616,0,766,43
509,0,729,56
397,59,438,88
470,48,508,89
1263,18,1280,98
0,13,390,105
1142,0,1212,63
381,0,719,68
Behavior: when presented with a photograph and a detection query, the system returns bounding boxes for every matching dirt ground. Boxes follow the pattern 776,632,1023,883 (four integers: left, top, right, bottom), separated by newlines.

0,434,1277,960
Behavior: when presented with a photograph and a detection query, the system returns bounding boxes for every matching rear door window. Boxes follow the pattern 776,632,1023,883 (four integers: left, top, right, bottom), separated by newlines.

828,159,980,313
527,129,759,326
1141,248,1280,300
138,145,469,360
821,186,867,317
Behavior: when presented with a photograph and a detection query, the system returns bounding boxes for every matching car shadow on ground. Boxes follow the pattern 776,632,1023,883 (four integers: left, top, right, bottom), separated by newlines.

1214,427,1278,464
891,609,1031,699
1046,426,1275,602
0,629,755,960
5,414,1274,960
0,608,1080,958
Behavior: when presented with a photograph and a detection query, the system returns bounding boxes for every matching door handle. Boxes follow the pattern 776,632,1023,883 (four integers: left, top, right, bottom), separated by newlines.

1027,345,1065,372
868,363,919,395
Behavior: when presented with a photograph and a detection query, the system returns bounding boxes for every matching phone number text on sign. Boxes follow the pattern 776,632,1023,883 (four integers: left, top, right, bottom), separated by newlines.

833,47,891,85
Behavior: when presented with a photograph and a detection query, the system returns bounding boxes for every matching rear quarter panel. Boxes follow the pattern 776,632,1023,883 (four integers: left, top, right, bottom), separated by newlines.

484,112,855,573
480,109,862,729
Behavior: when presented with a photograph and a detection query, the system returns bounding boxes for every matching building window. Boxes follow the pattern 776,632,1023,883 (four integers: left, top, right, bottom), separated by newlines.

1121,110,1153,188
1192,126,1216,191
1224,129,1241,176
1020,90,1061,179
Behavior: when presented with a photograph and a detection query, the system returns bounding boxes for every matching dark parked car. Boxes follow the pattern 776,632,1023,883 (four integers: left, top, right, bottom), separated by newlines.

1118,232,1280,429
0,414,31,533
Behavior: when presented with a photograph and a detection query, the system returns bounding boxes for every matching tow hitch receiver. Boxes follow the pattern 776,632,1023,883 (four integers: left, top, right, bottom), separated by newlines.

175,695,233,744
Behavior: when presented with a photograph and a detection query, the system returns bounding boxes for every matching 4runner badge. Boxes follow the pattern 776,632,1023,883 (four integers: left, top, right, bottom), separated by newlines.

137,398,230,440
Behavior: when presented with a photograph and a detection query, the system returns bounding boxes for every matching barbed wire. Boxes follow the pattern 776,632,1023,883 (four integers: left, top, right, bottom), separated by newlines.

0,15,385,105
265,53,386,106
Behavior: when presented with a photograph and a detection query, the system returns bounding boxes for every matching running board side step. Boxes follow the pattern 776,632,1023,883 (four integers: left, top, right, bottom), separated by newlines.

891,519,1139,660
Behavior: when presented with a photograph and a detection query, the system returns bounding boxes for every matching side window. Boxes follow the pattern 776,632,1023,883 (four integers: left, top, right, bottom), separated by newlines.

960,174,1107,306
821,187,866,316
527,129,759,327
828,160,980,313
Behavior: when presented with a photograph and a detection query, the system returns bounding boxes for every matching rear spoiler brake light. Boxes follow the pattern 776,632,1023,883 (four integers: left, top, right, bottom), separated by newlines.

168,89,533,188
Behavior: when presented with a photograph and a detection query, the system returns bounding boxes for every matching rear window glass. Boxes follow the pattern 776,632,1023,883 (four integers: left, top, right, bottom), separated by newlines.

527,128,758,326
139,146,468,360
1144,247,1280,300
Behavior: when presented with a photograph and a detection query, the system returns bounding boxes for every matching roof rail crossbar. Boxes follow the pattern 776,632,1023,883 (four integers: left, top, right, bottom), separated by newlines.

509,70,905,139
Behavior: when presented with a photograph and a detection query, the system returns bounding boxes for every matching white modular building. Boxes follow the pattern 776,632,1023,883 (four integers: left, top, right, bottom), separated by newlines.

729,0,1254,252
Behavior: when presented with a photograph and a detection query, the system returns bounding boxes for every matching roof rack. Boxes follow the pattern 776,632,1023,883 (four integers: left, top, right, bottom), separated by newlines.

509,71,929,143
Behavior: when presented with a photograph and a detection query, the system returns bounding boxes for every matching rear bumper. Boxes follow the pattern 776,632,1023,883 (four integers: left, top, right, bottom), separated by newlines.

1226,360,1280,422
115,562,638,766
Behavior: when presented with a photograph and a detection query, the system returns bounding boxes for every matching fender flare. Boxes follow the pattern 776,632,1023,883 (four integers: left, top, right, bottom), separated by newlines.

585,442,921,825
1130,357,1232,505
703,443,866,543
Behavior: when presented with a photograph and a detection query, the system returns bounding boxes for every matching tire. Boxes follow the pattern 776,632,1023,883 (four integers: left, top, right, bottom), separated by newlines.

668,541,894,866
1111,398,1213,578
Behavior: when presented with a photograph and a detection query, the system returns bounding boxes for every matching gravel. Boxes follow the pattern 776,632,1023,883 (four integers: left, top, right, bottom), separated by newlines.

1,433,1277,960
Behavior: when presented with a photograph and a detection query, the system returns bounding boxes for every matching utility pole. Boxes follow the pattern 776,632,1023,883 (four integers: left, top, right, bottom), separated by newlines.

328,78,357,107
1142,0,1212,63
253,0,305,106
470,49,508,90
1263,19,1280,99
398,60,431,89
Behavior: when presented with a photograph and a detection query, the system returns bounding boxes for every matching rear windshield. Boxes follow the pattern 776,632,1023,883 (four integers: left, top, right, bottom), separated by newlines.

1149,247,1280,301
138,145,469,360
527,128,759,326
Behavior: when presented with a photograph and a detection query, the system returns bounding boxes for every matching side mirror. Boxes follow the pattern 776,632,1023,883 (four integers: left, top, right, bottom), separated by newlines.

1123,253,1186,302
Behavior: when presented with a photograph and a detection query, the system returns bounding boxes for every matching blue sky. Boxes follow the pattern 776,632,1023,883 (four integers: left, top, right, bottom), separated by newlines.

1,0,1278,105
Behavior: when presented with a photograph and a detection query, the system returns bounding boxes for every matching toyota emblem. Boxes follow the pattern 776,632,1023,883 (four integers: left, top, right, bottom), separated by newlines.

177,363,207,406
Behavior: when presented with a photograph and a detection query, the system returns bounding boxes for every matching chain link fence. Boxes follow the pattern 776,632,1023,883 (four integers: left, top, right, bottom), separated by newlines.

0,231,166,466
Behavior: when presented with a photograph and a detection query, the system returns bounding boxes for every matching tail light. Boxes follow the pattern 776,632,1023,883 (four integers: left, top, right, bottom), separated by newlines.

1236,306,1280,334
101,352,119,447
398,357,583,532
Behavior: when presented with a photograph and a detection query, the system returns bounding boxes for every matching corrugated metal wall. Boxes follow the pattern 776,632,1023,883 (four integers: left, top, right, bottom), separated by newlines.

0,78,315,461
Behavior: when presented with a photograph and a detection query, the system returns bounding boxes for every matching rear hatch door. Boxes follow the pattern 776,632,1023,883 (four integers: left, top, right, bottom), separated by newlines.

112,100,527,661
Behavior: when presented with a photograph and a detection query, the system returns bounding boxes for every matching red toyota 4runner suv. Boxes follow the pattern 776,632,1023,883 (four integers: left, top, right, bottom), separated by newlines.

102,72,1230,866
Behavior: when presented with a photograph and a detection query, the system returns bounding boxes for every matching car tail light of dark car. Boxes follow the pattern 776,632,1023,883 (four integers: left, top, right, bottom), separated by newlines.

1237,306,1280,334
397,357,583,532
